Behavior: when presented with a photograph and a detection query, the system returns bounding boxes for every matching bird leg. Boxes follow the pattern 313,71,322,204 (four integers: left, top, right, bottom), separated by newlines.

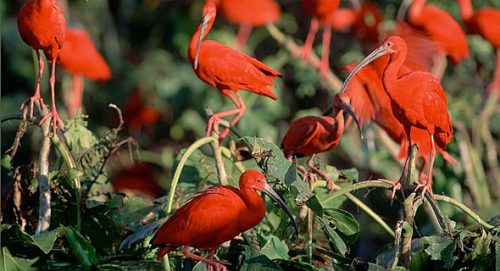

39,59,65,135
218,92,246,140
64,75,85,118
235,24,252,51
295,18,319,64
486,48,500,94
417,135,436,196
431,53,447,81
20,50,47,119
306,155,334,191
206,108,241,137
319,22,332,76
182,246,227,271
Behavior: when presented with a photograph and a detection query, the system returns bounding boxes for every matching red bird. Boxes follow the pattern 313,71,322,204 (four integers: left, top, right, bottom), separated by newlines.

58,28,112,117
299,0,341,75
17,0,66,134
150,170,297,270
341,36,453,196
344,61,456,184
214,0,281,50
123,89,161,133
400,0,469,78
457,0,500,93
281,93,361,190
189,0,281,140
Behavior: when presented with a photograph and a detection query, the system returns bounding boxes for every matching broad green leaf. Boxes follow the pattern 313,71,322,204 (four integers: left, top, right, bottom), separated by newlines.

192,261,208,271
305,195,323,217
1,224,60,255
421,235,456,268
325,209,359,238
261,236,290,260
318,217,348,256
1,247,38,271
240,245,283,271
33,228,62,254
64,227,97,271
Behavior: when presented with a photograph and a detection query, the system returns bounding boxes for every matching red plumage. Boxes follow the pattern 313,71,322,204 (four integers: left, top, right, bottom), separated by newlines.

188,0,281,139
17,0,67,134
406,0,468,64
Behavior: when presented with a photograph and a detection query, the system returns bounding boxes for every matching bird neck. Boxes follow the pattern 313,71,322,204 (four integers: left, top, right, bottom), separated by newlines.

382,50,406,96
188,18,215,65
408,0,426,22
457,0,473,22
239,187,266,229
327,110,344,142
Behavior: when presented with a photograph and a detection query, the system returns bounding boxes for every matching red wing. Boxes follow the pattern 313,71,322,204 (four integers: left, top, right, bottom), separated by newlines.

282,116,325,156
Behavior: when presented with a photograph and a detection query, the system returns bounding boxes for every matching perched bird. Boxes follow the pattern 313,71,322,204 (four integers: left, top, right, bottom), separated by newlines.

281,93,362,190
340,36,453,196
58,28,111,117
189,0,282,140
399,0,469,79
298,0,340,75
344,61,457,183
150,170,297,270
457,0,500,93
214,0,281,50
17,0,67,134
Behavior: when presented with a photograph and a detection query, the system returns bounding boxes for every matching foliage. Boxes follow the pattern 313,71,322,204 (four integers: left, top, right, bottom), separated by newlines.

1,0,499,270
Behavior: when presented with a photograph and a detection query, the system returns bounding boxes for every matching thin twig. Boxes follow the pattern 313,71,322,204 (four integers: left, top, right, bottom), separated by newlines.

391,220,403,270
35,104,52,236
211,132,228,185
265,23,343,92
433,194,495,230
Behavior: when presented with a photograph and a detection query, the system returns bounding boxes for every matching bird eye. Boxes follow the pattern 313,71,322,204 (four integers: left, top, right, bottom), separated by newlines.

257,179,262,183
387,41,393,46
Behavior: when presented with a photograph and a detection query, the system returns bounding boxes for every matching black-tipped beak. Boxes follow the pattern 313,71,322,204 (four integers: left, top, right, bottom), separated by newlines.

194,15,210,70
262,184,299,235
339,46,388,95
343,101,363,140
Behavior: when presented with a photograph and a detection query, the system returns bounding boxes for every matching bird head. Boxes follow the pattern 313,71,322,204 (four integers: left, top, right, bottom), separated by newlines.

339,35,406,98
194,0,217,69
240,170,299,235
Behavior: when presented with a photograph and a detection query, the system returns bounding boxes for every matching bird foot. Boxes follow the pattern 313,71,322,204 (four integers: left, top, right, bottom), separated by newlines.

380,178,402,201
20,95,47,120
415,181,433,197
39,109,65,136
207,262,227,271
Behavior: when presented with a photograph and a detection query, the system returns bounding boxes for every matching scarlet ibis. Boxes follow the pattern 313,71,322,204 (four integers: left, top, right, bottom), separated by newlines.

17,0,67,134
110,163,165,199
400,0,469,78
189,0,282,140
281,93,362,190
58,28,112,117
344,62,457,184
123,89,161,133
214,0,281,50
298,0,340,75
457,0,500,93
150,170,297,270
341,36,453,196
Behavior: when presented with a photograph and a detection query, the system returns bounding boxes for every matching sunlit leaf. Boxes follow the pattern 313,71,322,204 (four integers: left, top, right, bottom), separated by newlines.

325,209,359,238
240,245,283,271
261,236,290,260
318,217,348,256
64,227,97,271
1,247,38,271
421,235,456,268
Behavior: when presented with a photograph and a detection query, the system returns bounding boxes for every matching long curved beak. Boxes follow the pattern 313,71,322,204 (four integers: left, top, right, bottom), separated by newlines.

194,15,210,70
339,46,388,94
343,102,363,140
262,184,299,235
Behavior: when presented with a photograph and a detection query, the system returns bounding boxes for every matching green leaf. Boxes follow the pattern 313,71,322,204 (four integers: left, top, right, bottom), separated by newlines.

421,235,456,268
1,247,38,271
64,227,97,271
318,217,348,256
192,261,208,271
261,236,290,260
325,209,359,238
468,230,492,261
240,245,283,271
0,224,60,255
305,195,323,218
32,228,62,254
1,154,12,171
64,113,98,155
